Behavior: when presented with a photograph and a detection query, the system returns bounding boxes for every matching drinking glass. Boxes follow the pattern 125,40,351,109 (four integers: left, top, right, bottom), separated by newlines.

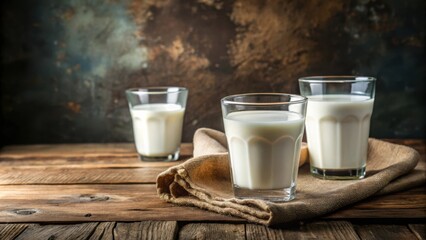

221,93,307,201
126,87,188,161
299,76,376,179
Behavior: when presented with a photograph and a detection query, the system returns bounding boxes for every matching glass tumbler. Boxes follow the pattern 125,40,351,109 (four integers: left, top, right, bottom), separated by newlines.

221,93,307,201
299,76,376,179
126,87,188,161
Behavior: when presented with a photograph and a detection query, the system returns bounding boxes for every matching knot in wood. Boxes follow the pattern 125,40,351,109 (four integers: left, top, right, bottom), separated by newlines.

79,194,110,202
12,209,37,215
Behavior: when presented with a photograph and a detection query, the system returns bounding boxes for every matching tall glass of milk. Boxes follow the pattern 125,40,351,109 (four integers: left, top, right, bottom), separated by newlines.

221,93,307,201
299,76,376,179
126,87,188,161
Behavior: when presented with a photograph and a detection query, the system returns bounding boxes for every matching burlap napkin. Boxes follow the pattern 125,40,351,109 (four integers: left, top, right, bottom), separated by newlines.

157,128,424,226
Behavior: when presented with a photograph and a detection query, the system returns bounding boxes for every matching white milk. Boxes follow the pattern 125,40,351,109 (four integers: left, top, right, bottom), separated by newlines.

305,95,374,169
223,111,305,190
130,103,184,156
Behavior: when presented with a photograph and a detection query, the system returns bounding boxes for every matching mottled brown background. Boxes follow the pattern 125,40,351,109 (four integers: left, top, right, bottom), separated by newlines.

1,0,425,146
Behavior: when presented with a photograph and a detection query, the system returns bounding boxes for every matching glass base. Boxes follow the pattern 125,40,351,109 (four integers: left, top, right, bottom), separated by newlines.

310,166,366,180
233,185,296,202
138,151,180,162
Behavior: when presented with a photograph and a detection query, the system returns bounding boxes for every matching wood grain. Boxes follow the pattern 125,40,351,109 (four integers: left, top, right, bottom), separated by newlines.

0,184,241,223
179,223,245,240
245,224,287,240
0,184,424,223
355,224,418,240
0,224,31,240
324,187,426,219
15,222,99,240
0,139,424,225
326,208,426,219
304,221,360,240
351,187,426,209
0,143,193,160
245,223,312,240
0,157,183,167
245,221,360,239
1,221,424,239
114,221,177,240
0,167,166,184
88,222,115,240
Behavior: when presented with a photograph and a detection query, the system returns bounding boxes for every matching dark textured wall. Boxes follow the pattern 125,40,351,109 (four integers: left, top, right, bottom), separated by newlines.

1,0,425,145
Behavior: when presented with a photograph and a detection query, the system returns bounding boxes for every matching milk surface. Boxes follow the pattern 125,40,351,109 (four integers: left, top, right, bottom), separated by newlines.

130,104,184,156
223,111,305,190
305,95,374,169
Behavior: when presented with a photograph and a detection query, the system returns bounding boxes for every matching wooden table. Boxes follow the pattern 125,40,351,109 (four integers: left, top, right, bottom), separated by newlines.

0,140,425,239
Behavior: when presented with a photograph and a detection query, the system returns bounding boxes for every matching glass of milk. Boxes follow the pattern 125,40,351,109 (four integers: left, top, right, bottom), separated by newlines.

299,76,376,180
221,93,307,201
126,87,188,161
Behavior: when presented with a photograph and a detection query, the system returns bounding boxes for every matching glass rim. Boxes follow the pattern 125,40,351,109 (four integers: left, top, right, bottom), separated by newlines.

221,93,307,106
298,76,376,83
126,87,187,95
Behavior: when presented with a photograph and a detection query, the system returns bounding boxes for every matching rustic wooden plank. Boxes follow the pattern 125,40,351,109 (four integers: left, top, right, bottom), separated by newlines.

245,223,301,239
304,221,360,240
349,187,426,209
355,224,418,240
0,167,166,184
0,157,183,167
14,222,99,240
323,187,426,219
0,184,241,223
0,144,136,159
179,223,245,240
0,185,424,223
326,209,425,219
0,224,32,240
245,221,360,240
0,143,193,159
114,221,177,240
408,224,426,240
88,222,115,240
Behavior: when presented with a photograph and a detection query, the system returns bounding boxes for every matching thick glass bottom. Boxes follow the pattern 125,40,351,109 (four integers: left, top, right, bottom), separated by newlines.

310,166,366,180
233,184,296,202
138,150,180,162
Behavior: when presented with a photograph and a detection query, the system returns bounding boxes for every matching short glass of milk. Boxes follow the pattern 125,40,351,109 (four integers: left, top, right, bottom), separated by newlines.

299,76,376,180
126,87,188,161
221,93,307,201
